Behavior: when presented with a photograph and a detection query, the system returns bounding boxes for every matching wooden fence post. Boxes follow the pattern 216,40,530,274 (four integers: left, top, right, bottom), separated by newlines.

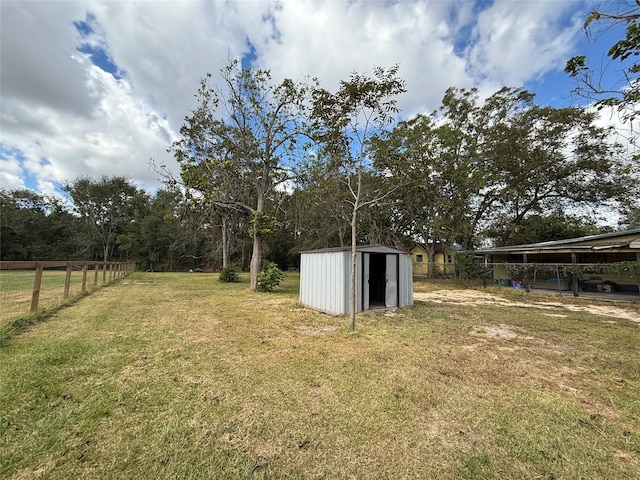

102,262,107,283
81,263,88,292
94,263,99,287
63,262,72,299
30,262,44,313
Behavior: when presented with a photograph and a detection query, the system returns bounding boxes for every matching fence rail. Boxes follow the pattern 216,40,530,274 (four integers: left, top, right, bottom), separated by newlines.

0,261,135,324
456,261,640,297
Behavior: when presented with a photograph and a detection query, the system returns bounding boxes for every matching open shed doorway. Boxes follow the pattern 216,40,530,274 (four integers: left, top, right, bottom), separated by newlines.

363,252,399,311
369,253,386,307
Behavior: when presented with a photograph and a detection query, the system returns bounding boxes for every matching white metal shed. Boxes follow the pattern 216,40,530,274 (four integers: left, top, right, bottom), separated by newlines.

299,245,413,315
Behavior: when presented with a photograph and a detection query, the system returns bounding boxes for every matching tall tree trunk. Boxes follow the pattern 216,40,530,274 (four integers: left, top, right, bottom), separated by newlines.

348,172,361,330
349,206,357,330
249,195,265,290
427,245,436,279
221,214,230,269
250,233,262,289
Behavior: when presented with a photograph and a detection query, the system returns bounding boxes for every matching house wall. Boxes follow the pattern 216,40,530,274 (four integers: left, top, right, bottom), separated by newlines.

410,246,453,276
410,246,428,275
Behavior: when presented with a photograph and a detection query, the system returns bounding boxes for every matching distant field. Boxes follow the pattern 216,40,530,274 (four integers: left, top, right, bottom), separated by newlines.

0,269,90,325
1,272,639,479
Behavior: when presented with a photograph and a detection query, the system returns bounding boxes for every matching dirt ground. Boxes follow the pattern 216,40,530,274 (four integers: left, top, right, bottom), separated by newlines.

413,289,640,324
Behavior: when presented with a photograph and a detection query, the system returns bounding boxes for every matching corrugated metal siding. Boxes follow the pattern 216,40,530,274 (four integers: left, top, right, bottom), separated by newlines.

300,248,413,315
300,251,349,315
399,253,414,307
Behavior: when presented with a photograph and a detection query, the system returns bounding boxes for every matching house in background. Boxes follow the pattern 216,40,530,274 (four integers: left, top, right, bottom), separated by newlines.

473,229,640,294
299,245,413,315
410,243,454,277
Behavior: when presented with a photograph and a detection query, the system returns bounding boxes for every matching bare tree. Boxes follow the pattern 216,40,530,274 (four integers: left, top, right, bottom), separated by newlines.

312,66,406,329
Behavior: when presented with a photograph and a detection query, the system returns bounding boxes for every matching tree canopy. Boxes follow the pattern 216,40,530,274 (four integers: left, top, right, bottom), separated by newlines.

565,0,640,121
3,60,639,290
170,60,311,289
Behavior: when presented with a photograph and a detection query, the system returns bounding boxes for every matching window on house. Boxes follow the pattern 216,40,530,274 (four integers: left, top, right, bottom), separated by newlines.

416,254,423,263
447,255,452,263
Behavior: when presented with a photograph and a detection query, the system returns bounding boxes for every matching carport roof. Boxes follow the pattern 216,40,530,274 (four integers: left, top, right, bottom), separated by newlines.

474,228,640,255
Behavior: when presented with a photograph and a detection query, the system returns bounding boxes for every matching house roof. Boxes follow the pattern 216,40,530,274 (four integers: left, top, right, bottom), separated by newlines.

300,244,408,255
474,229,640,255
411,242,445,254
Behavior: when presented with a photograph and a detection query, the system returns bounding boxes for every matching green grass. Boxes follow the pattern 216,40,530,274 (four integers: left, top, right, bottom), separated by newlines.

1,272,639,479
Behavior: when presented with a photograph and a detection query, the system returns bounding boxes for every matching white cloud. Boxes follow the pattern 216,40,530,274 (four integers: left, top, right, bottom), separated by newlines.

465,1,582,85
0,150,26,191
0,0,598,196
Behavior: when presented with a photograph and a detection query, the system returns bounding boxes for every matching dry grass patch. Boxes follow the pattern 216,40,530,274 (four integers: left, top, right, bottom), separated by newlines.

1,273,639,479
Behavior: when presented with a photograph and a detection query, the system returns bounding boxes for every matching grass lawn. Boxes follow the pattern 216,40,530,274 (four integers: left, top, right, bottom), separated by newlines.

1,272,639,479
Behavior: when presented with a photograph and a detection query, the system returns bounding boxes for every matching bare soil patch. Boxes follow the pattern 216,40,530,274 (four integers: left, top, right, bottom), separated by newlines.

470,325,518,339
294,325,339,335
414,289,640,323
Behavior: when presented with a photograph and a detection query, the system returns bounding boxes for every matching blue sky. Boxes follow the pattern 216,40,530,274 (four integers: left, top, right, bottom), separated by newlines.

0,0,635,196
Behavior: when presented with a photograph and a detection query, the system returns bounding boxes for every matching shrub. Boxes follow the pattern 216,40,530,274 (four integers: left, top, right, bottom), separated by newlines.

257,260,283,291
218,265,240,283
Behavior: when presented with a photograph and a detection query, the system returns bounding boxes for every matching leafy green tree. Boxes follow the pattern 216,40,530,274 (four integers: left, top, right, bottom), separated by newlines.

492,212,610,246
117,188,196,271
372,111,476,276
375,86,633,255
311,65,406,329
171,60,310,288
482,104,630,246
0,189,79,260
1,189,47,260
620,204,640,229
291,153,356,250
63,176,143,263
565,1,640,122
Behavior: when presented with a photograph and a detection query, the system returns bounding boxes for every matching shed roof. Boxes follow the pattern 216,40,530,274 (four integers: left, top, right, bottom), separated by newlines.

475,228,640,255
300,245,408,255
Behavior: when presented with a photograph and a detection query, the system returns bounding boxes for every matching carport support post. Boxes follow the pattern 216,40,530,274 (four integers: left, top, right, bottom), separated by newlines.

523,254,530,293
571,253,579,297
482,256,488,289
636,252,640,295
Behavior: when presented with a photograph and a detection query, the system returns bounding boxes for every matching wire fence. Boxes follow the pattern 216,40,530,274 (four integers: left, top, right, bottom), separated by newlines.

455,260,640,297
0,261,136,326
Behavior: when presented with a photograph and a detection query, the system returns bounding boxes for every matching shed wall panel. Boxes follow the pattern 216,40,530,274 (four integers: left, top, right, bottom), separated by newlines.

300,247,413,315
399,254,414,307
300,251,349,315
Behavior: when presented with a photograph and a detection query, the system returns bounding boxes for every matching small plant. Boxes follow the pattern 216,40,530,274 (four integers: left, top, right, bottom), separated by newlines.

256,260,283,291
218,265,240,283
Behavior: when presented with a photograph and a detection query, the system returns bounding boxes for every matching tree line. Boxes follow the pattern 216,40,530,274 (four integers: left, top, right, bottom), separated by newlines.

2,3,639,290
2,78,637,269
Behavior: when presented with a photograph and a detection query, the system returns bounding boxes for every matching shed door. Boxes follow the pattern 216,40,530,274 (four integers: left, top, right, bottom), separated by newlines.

385,254,398,308
363,252,370,310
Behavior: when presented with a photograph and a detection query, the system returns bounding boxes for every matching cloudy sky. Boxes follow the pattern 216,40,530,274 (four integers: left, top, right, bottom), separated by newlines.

0,0,630,196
